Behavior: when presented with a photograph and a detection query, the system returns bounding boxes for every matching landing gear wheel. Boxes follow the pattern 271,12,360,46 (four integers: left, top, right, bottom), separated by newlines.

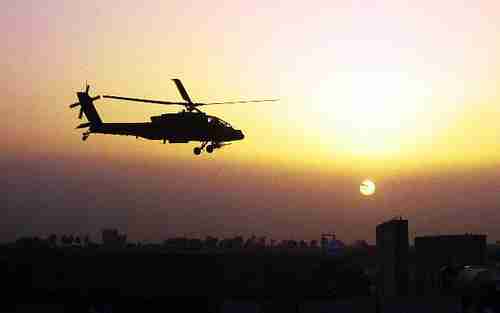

206,145,214,153
193,147,202,155
82,135,88,141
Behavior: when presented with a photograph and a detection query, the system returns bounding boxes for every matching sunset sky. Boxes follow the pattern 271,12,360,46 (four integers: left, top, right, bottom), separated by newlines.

3,1,500,243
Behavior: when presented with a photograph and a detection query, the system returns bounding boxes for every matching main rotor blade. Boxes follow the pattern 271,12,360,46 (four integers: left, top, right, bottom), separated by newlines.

102,95,187,106
201,99,279,105
172,79,193,103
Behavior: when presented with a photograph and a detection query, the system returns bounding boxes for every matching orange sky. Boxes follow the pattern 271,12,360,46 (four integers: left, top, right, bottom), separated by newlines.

3,1,500,243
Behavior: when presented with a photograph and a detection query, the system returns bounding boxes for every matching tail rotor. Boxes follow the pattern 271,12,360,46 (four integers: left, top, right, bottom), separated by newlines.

69,84,101,120
69,82,103,140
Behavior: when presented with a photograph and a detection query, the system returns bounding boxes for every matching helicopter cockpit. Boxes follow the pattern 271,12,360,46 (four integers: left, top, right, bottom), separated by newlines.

207,115,233,128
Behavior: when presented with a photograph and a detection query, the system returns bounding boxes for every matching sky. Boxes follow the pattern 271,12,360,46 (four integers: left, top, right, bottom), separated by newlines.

3,0,500,243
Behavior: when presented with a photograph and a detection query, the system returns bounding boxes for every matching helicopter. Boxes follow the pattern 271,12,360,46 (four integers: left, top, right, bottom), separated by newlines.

69,79,278,155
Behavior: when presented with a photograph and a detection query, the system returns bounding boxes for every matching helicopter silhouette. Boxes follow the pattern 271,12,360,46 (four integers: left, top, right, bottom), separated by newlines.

69,79,278,155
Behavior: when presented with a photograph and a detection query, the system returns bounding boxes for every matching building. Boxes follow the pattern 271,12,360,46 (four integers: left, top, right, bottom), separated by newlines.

101,228,127,248
320,233,345,256
415,234,487,295
376,217,409,298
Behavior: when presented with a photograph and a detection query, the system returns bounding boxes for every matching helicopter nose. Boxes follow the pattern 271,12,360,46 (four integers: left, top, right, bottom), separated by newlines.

235,130,244,140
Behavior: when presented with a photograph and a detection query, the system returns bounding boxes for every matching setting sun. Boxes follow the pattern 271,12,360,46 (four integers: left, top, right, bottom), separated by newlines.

313,71,438,157
360,179,376,196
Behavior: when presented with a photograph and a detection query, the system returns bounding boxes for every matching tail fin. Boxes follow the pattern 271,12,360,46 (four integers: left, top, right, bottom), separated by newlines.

70,86,103,125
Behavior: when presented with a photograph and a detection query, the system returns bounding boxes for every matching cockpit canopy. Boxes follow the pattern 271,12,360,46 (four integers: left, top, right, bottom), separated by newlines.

207,115,232,128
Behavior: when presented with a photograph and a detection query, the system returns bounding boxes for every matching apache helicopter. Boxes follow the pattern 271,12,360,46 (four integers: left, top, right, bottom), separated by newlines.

69,79,278,155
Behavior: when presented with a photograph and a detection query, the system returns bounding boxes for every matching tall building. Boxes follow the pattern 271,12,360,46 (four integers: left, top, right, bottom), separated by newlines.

415,234,487,294
376,217,409,297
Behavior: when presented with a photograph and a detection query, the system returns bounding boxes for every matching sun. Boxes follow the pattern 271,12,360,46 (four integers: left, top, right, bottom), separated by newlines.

312,71,433,157
360,179,376,196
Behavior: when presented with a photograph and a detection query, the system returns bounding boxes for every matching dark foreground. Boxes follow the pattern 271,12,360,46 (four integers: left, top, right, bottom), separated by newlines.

1,246,371,312
0,246,474,312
